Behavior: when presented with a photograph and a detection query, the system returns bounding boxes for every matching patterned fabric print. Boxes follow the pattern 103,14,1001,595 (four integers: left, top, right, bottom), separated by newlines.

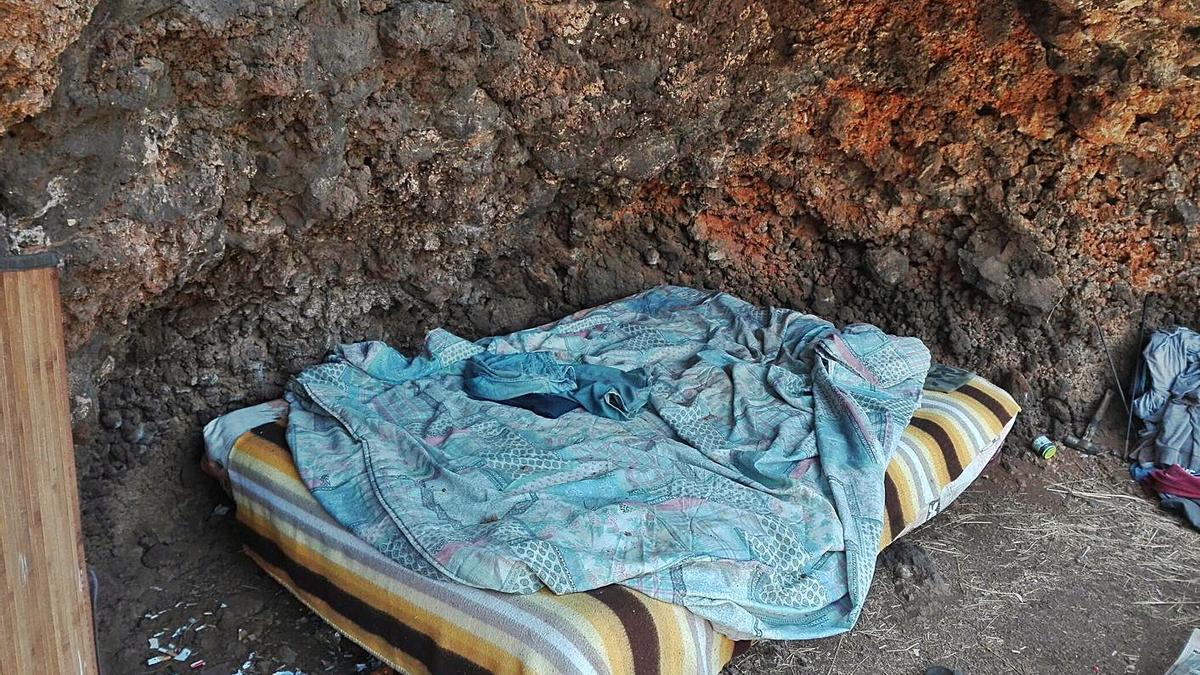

304,361,351,391
501,567,543,594
771,368,809,398
475,420,569,477
658,402,731,455
550,313,610,336
375,536,446,580
286,285,930,640
612,324,674,351
843,388,909,454
652,476,767,514
428,328,485,367
859,343,913,388
754,569,826,610
747,513,812,573
509,539,576,593
846,388,921,420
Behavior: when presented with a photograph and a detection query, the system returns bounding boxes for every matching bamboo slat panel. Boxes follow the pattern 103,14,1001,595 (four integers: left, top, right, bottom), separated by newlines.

0,260,99,675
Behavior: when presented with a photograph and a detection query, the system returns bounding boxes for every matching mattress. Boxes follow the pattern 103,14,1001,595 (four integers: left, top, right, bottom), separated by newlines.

220,374,1016,675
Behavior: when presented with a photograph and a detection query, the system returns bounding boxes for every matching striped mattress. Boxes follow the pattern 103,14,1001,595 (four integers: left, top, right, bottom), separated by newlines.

223,374,1017,674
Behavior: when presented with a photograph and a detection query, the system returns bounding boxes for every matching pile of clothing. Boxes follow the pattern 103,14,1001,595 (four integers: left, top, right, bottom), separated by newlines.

1130,326,1200,530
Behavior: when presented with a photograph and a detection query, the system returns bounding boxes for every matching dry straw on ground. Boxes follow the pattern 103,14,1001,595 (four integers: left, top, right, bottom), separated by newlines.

725,458,1199,675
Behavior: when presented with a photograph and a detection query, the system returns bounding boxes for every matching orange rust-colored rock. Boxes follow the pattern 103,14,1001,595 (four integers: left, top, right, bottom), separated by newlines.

0,0,98,133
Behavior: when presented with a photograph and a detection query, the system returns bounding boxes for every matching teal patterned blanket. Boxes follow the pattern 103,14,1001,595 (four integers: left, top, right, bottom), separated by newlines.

285,286,929,639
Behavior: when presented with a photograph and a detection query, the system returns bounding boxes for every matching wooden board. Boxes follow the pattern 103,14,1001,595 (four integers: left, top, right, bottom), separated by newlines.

0,260,99,675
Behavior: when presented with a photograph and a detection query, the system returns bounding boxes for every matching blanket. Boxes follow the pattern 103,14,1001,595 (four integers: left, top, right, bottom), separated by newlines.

285,286,930,639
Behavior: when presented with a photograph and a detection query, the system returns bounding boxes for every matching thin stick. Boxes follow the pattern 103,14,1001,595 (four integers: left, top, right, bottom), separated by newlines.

1045,486,1146,501
825,634,845,675
1124,295,1149,459
1091,308,1129,413
1131,600,1200,605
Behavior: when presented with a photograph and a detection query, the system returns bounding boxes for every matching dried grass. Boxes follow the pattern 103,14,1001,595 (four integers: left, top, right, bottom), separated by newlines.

724,466,1200,674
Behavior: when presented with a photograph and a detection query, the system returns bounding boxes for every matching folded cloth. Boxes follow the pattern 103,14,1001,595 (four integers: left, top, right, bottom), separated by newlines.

1143,464,1200,499
1159,495,1200,530
285,286,930,640
493,393,581,419
923,363,975,393
1130,463,1200,530
464,351,650,421
1132,327,1200,472
201,399,288,471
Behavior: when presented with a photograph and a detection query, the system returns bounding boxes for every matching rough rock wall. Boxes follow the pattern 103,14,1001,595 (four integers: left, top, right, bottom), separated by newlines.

1,0,1198,669
0,0,97,133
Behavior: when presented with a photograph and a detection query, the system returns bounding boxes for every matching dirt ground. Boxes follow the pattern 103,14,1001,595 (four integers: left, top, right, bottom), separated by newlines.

104,424,1198,675
728,446,1200,675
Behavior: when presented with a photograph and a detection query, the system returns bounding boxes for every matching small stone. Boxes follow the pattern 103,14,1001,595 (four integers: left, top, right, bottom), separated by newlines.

643,248,660,266
220,591,266,623
378,3,465,53
976,255,1011,289
1005,369,1033,409
122,422,146,444
810,285,836,316
140,542,177,569
877,540,945,602
948,325,972,358
865,248,911,286
71,394,93,424
1172,197,1199,226
1013,274,1063,315
277,645,298,663
1044,397,1071,422
100,409,123,430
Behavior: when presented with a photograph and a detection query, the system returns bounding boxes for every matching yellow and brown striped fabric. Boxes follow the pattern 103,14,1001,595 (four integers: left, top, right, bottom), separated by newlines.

224,374,1017,674
879,376,1020,548
232,424,744,675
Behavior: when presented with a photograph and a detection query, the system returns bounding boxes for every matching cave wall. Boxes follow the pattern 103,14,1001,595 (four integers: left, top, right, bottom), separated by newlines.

0,0,96,133
1,0,1198,668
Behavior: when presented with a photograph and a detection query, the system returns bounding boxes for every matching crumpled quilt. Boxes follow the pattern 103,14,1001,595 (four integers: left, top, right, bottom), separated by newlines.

285,286,929,639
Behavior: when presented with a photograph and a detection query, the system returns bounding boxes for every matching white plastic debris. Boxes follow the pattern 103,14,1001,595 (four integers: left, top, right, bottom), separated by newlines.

233,651,258,675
